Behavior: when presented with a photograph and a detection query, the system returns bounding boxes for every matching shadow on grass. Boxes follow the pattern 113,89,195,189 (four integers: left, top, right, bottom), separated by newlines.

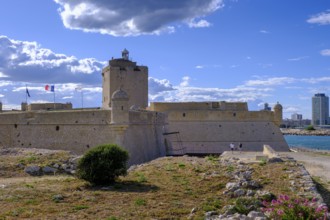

86,180,160,193
313,177,330,207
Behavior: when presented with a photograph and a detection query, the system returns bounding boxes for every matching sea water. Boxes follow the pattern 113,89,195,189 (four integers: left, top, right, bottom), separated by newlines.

284,135,330,151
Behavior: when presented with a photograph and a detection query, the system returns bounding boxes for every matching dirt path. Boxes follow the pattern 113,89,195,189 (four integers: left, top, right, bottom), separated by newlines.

282,152,330,183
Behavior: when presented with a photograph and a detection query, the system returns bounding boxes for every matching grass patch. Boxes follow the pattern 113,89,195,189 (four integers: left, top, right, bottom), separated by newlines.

226,164,235,172
178,163,186,168
134,198,147,206
135,172,147,183
0,154,305,219
73,205,89,211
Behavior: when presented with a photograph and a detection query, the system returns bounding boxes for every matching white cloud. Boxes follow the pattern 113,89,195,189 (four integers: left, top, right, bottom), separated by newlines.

148,77,175,95
320,49,330,56
180,76,190,87
148,76,273,104
301,77,330,84
62,96,73,99
258,63,273,68
284,106,300,113
53,0,224,36
0,35,106,84
195,65,204,69
287,56,309,61
245,77,295,86
187,19,211,28
0,72,8,78
307,11,330,25
0,81,13,87
259,30,270,34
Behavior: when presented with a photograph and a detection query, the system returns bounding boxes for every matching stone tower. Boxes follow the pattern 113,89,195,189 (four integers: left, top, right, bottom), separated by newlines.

111,89,129,124
102,49,148,110
273,102,283,126
21,102,27,111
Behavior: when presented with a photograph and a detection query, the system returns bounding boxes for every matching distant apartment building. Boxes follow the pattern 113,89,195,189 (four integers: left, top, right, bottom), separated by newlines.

282,113,311,128
312,93,329,125
291,113,302,120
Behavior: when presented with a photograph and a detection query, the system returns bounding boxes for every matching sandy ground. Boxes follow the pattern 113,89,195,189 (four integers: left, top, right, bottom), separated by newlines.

222,150,330,183
283,151,330,183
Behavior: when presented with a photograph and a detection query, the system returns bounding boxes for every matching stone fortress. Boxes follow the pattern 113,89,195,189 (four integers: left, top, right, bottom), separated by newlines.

0,49,289,165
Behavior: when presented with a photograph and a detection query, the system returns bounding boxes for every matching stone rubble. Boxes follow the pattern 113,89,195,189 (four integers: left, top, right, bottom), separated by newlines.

205,155,329,220
24,156,81,176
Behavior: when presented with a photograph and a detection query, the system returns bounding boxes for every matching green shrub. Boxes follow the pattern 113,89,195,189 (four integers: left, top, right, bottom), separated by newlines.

76,144,129,185
305,125,316,131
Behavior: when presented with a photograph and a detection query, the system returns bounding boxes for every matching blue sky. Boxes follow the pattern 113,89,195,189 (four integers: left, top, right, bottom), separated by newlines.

0,0,330,119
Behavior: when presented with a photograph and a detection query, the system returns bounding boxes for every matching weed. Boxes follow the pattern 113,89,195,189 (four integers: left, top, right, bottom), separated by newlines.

178,163,185,168
259,159,267,166
134,198,146,206
206,155,218,161
107,217,118,220
73,205,89,211
25,199,38,205
202,197,222,212
231,198,261,215
226,165,235,172
216,183,226,190
25,184,34,188
165,163,175,171
135,172,147,183
193,165,204,173
26,155,37,163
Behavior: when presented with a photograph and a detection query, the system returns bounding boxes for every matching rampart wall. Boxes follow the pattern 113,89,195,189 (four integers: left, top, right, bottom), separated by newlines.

0,109,166,165
161,110,289,155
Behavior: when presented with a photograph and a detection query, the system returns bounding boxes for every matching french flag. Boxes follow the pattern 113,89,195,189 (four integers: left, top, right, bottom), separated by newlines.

45,85,55,92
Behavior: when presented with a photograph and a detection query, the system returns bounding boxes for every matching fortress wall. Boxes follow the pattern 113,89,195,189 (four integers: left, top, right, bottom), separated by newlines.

163,109,288,155
167,110,275,122
149,102,212,111
0,110,110,125
149,102,248,112
165,121,289,155
0,110,114,154
125,111,167,164
0,109,166,165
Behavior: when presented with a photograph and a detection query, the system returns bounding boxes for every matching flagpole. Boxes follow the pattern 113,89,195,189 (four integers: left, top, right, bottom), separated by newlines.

53,86,56,110
25,84,28,104
81,90,83,109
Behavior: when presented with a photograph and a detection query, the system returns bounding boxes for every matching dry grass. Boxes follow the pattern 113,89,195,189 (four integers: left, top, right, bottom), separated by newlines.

0,153,318,219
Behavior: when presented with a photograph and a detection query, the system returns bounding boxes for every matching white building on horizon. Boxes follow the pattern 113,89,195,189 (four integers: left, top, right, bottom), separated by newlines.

291,113,302,121
312,93,329,126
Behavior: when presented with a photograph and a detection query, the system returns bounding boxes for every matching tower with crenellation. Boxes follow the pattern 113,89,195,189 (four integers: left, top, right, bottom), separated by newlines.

102,49,148,110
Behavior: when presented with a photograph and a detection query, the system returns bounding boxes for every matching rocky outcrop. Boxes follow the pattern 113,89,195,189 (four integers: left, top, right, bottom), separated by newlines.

22,155,82,176
282,128,330,136
205,155,328,220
